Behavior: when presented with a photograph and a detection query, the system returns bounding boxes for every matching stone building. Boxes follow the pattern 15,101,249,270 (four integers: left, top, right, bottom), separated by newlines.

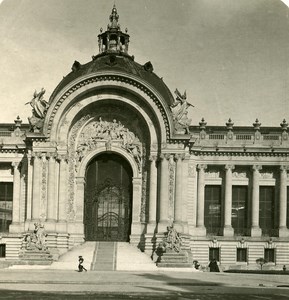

0,6,289,269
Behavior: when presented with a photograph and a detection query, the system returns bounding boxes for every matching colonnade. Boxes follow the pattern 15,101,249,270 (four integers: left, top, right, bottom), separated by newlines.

20,152,69,231
147,153,188,233
195,164,288,237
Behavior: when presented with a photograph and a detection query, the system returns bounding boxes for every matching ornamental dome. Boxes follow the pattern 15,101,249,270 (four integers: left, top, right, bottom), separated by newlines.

49,5,174,107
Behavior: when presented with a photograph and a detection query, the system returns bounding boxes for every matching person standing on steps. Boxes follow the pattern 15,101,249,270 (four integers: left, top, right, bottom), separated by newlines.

208,258,220,272
78,255,87,272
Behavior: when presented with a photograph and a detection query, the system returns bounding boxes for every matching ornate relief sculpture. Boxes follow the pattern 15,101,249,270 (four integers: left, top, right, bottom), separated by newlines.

25,88,50,132
170,89,194,134
76,117,143,170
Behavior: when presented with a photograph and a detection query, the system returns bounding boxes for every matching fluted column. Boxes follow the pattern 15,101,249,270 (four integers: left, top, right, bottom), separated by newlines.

223,164,235,236
147,155,158,233
57,155,68,223
32,153,41,220
174,154,184,231
279,165,288,237
251,165,262,237
196,164,207,235
47,154,56,222
11,162,21,225
158,153,169,232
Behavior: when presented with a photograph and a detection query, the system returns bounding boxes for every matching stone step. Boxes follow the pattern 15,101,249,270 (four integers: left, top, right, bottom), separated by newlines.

157,262,193,268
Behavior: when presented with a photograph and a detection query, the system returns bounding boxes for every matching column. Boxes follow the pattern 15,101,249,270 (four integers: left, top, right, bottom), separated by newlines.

158,153,169,232
223,164,235,236
196,164,207,235
10,162,21,231
279,165,288,237
57,155,67,223
47,154,56,222
251,165,262,237
32,153,41,220
147,155,158,233
173,154,183,231
26,152,33,223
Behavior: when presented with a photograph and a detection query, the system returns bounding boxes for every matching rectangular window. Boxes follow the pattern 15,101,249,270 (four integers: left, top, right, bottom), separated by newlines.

264,248,275,263
232,186,248,236
236,248,247,262
209,247,220,261
0,244,6,258
205,185,222,235
0,182,13,232
259,187,275,236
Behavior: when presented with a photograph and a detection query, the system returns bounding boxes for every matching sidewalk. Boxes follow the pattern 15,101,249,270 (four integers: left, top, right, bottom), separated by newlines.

0,269,288,294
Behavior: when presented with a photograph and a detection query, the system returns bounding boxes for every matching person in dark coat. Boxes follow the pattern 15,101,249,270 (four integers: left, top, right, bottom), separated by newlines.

78,256,87,272
208,258,220,272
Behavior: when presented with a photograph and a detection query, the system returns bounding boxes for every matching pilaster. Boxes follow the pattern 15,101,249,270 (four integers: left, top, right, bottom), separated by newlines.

146,155,158,234
157,153,170,232
173,153,184,232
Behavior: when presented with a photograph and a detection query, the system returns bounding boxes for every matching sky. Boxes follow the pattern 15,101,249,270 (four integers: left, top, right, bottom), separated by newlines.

0,0,289,127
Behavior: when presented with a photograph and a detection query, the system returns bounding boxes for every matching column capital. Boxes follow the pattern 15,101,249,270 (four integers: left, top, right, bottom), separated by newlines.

47,152,57,160
31,151,42,159
225,164,235,171
174,153,185,161
57,154,68,162
252,165,262,172
197,164,207,171
159,153,170,161
149,155,158,162
11,161,21,169
280,165,288,172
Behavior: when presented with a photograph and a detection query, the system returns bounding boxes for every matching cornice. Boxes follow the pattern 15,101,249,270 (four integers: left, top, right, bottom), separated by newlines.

191,149,289,157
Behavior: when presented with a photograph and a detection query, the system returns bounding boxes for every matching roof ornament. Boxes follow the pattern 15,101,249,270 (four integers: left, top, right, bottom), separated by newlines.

25,88,49,132
108,4,120,30
97,5,130,55
170,89,194,134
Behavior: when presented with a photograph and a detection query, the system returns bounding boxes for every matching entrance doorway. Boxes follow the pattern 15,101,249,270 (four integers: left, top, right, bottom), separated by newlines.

84,153,133,241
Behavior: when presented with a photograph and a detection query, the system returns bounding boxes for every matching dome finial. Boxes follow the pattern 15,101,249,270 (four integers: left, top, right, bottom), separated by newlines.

108,4,120,30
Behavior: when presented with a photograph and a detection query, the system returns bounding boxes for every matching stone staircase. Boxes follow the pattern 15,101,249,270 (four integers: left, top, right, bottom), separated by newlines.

8,241,158,271
91,242,116,271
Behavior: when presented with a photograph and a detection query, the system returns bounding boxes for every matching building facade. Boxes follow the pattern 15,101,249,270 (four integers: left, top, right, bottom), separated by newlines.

0,6,289,269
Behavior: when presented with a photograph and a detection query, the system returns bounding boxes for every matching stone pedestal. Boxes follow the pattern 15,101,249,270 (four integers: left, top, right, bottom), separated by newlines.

157,251,192,268
19,249,53,265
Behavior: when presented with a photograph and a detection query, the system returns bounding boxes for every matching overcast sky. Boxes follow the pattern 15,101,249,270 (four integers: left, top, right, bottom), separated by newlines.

1,0,289,127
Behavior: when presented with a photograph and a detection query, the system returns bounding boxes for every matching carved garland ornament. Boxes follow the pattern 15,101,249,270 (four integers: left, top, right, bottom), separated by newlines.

47,75,170,139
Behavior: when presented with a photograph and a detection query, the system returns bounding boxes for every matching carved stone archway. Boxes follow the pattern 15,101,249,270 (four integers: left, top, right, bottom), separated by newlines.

77,146,142,241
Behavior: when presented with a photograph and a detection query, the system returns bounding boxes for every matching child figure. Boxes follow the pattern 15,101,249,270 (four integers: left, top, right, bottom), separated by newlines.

78,255,87,272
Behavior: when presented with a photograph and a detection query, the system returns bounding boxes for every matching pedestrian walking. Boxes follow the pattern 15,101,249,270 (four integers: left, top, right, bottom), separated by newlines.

78,255,87,272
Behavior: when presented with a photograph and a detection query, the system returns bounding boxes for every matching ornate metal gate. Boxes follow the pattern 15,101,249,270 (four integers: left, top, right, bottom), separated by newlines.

84,178,131,241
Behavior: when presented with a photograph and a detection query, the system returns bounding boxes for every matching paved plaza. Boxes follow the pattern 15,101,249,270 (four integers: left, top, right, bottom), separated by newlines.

0,269,288,299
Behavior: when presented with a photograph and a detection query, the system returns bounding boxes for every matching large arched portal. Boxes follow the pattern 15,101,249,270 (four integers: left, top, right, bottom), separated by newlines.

84,153,133,242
